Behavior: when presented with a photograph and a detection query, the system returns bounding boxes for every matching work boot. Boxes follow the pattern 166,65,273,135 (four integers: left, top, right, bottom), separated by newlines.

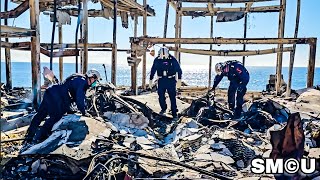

159,110,166,115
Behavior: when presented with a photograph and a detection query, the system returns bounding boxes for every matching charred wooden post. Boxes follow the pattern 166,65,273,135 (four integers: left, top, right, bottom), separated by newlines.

242,4,248,66
307,39,317,88
29,0,41,108
59,25,63,81
80,24,83,73
208,12,214,88
5,0,12,89
174,2,180,60
286,51,294,97
178,5,182,63
276,0,286,95
111,0,118,85
82,0,89,74
163,0,169,40
131,14,138,95
142,0,147,89
286,0,300,97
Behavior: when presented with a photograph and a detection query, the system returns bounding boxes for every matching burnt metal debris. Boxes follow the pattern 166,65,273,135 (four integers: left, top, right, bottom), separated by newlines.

1,84,320,179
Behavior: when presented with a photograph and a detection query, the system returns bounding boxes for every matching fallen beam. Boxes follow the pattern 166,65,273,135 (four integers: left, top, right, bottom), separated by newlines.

131,37,316,45
0,0,29,19
168,46,293,56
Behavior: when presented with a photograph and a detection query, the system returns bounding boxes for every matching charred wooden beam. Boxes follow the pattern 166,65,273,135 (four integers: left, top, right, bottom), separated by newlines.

208,12,214,88
30,0,41,108
276,0,286,95
82,0,88,74
286,0,300,97
307,39,317,88
168,46,293,56
132,13,138,95
0,41,30,48
0,0,29,19
181,5,281,13
5,0,12,89
0,25,35,38
59,25,63,81
142,0,147,89
111,0,118,85
40,42,113,49
40,47,79,57
172,0,275,3
131,37,315,45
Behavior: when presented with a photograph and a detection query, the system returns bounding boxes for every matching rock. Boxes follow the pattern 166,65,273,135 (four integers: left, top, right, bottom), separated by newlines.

210,152,235,164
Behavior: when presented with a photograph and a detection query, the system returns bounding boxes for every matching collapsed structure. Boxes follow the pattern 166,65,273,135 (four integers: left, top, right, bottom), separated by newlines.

1,83,320,179
1,0,320,179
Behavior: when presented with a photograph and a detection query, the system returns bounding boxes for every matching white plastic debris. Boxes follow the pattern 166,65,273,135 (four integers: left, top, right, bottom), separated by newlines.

210,152,235,164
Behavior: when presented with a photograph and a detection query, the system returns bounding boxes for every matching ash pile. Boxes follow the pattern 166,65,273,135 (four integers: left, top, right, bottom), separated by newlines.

1,84,320,179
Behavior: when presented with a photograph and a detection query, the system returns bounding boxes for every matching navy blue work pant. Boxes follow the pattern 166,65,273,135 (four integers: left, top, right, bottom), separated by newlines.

228,80,249,117
25,91,67,142
157,78,177,115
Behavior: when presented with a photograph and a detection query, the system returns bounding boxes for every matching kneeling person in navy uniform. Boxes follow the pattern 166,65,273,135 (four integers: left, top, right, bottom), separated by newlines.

149,47,182,118
24,69,102,144
211,60,250,118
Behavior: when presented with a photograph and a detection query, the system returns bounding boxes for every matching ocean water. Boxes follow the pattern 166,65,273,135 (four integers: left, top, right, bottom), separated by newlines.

1,62,320,91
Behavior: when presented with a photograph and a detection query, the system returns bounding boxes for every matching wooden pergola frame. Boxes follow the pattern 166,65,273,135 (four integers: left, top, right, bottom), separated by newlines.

1,0,154,108
128,0,317,96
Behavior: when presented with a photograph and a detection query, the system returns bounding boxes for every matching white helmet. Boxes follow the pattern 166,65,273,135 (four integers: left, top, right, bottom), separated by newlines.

86,69,102,80
215,62,224,75
158,47,170,59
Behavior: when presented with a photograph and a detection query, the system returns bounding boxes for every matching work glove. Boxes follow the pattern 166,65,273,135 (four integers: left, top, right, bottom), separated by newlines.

176,79,182,89
149,80,153,89
84,112,92,118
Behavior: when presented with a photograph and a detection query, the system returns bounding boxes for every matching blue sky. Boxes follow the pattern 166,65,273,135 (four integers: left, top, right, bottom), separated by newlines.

1,0,319,68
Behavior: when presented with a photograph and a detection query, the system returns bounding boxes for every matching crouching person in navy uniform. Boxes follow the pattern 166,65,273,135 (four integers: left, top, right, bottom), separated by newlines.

149,47,182,119
210,60,250,119
24,69,102,144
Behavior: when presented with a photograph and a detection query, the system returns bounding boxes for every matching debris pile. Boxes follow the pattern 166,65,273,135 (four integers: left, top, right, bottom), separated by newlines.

1,84,320,179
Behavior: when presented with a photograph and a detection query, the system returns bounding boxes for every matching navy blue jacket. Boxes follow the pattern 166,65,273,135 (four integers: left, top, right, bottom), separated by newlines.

46,74,89,115
150,55,182,80
213,61,249,88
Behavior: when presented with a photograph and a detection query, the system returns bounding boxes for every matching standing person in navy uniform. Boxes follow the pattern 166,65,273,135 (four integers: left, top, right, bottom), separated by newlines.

149,47,182,119
210,60,250,118
24,69,102,144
